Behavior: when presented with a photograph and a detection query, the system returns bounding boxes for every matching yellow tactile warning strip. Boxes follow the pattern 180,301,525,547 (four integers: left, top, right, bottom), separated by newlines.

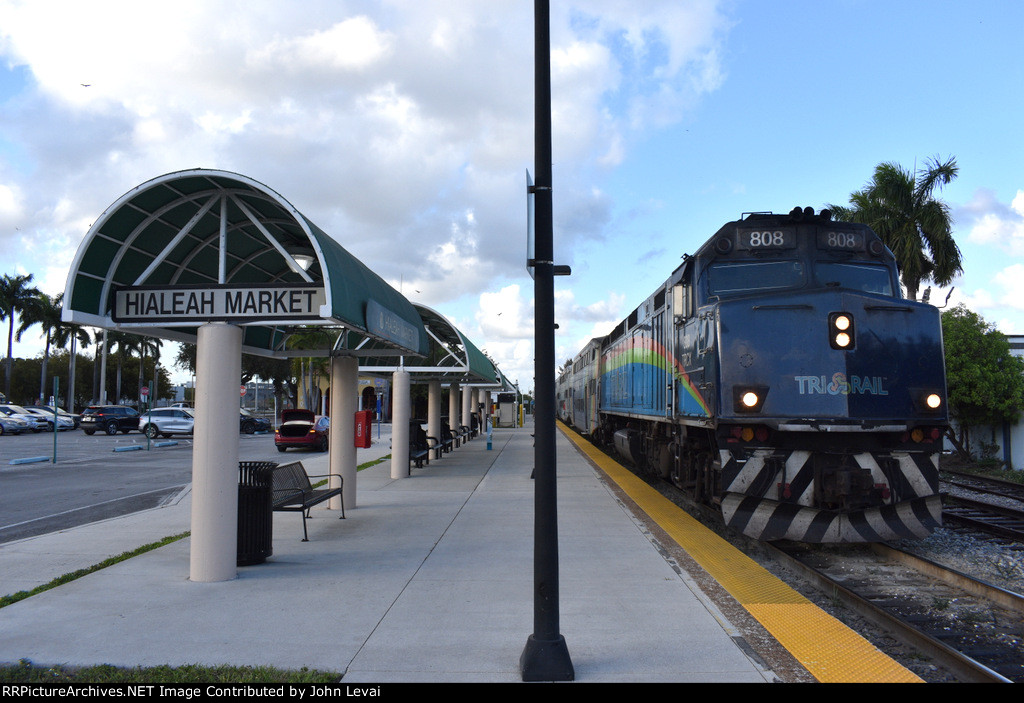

558,422,922,683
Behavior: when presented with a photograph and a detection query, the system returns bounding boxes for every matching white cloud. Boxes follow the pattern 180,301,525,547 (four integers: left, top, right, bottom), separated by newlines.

0,182,24,227
948,265,1024,335
0,0,733,377
478,284,533,340
250,16,393,73
555,288,625,326
949,286,994,314
993,265,1024,310
961,188,1024,255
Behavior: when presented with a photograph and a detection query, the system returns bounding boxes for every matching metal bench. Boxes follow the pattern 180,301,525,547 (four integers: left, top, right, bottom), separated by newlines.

439,420,456,455
271,461,345,541
410,422,431,470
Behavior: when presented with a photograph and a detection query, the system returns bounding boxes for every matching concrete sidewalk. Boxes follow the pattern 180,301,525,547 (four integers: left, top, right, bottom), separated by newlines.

0,422,395,597
0,421,774,683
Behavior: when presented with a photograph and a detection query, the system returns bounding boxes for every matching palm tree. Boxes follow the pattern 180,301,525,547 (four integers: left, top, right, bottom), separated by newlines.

286,327,334,411
829,156,962,301
16,292,64,404
107,331,139,404
136,335,163,405
50,317,92,412
0,273,43,399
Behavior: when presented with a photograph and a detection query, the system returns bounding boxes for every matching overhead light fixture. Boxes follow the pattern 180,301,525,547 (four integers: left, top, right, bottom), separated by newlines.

292,253,315,271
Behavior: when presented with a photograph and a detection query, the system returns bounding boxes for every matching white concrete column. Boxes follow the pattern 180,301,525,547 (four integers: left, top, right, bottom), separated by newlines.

462,384,473,436
448,382,460,443
427,379,442,459
390,368,410,479
330,355,358,511
190,323,242,583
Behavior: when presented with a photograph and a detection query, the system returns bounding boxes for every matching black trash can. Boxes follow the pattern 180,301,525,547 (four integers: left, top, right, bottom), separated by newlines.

237,461,278,566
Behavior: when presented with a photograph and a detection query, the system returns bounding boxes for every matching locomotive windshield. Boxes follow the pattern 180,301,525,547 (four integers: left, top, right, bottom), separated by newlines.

705,259,896,298
705,260,805,297
814,262,894,295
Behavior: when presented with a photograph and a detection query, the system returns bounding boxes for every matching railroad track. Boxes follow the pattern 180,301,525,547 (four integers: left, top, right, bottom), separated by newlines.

580,434,1024,681
942,469,1024,503
940,469,1024,547
942,495,1024,545
769,541,1024,683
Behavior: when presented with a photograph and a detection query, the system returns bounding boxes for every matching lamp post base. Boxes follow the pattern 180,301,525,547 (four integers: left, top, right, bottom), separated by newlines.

520,634,574,682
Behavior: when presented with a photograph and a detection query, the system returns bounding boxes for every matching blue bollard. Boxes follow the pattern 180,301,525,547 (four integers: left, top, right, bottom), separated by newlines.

9,456,49,465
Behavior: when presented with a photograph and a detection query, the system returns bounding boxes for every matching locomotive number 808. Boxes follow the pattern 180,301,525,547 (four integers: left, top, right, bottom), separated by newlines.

557,207,946,543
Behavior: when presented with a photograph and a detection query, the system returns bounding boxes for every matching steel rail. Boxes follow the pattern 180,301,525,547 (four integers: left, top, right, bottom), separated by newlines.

766,542,1014,683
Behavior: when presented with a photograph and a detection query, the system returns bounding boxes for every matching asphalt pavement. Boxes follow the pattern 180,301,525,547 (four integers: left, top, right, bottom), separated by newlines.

0,426,284,544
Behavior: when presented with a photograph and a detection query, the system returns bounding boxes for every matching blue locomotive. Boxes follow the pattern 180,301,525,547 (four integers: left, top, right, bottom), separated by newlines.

558,207,947,543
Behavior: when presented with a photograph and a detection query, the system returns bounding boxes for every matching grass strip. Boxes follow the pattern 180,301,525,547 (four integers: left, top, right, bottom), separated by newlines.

358,454,390,471
0,532,190,610
3,456,393,605
0,659,340,683
311,454,391,489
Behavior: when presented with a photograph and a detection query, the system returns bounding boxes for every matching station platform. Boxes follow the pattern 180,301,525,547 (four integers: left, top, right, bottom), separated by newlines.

0,420,919,683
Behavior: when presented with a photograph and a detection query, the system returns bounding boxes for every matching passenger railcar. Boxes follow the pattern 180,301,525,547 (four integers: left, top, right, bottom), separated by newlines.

561,207,947,543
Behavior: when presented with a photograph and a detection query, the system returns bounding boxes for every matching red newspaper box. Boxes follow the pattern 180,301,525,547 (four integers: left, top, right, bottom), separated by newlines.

354,410,372,448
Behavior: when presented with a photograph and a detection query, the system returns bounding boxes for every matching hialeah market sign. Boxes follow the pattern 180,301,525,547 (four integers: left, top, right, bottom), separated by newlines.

113,284,326,325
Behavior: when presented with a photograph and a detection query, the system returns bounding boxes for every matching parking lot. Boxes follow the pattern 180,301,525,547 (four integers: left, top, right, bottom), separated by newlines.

0,426,281,544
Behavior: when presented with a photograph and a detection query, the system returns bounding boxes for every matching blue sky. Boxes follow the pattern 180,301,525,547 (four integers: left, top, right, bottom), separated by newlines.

1,1,1022,394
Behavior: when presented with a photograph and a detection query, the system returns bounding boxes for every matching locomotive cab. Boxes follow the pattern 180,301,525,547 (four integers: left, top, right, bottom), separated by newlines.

593,207,946,543
691,209,945,541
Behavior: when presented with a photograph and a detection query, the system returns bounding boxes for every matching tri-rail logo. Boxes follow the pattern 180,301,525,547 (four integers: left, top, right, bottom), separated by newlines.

795,373,888,396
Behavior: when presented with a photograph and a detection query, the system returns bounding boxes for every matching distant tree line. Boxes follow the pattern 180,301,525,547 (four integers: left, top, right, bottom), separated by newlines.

0,272,172,410
0,270,344,414
941,305,1024,460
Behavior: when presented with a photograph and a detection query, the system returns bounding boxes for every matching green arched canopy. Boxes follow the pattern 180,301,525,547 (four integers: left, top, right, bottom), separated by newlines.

63,169,428,358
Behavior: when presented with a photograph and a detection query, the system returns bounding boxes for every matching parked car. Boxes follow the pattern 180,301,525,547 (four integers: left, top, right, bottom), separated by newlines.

240,409,272,434
275,409,329,452
0,414,29,435
0,404,48,432
24,407,75,431
140,407,195,438
25,405,81,429
80,405,141,435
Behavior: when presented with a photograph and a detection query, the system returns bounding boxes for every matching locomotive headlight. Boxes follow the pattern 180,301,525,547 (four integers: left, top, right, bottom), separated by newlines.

828,312,855,350
910,388,945,413
733,385,768,413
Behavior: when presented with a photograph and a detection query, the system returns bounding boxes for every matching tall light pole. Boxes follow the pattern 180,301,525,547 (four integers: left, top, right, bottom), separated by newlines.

520,0,574,682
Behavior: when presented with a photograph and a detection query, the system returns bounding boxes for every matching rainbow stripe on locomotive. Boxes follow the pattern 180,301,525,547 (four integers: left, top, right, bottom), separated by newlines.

560,208,946,543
